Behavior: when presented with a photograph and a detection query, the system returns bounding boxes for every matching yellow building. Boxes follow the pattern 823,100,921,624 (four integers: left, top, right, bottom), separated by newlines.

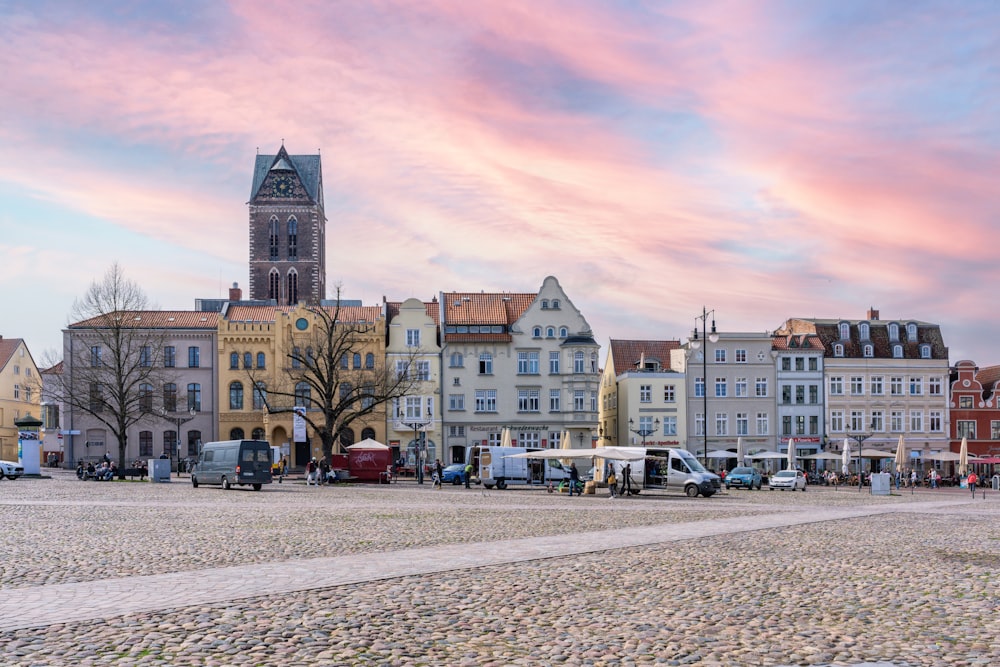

0,337,42,462
218,302,387,468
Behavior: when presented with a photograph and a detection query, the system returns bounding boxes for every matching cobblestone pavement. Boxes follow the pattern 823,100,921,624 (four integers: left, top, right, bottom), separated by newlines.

1,470,998,666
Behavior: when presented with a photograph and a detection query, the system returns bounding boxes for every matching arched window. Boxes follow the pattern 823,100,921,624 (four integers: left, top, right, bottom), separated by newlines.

361,427,376,441
268,269,280,301
269,217,279,261
893,345,903,358
859,322,870,339
888,323,899,341
256,352,266,369
365,353,375,369
907,323,918,340
292,346,301,368
306,347,315,365
546,327,555,338
340,382,353,400
838,322,850,339
353,353,362,369
251,427,265,440
287,269,298,305
834,344,844,357
339,428,356,450
295,382,311,406
559,327,568,338
230,352,239,369
541,299,549,309
551,299,560,309
287,216,298,260
229,381,244,410
163,383,177,412
863,344,874,358
138,383,153,412
243,352,253,369
533,326,542,337
920,344,931,359
340,353,349,369
230,427,245,440
253,382,267,410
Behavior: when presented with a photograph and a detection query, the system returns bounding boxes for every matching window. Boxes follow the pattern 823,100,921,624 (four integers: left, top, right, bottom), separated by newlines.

909,411,923,432
559,327,568,338
892,345,903,359
755,377,768,397
291,347,302,369
890,377,903,396
13,384,19,400
138,383,153,412
640,385,651,403
164,346,175,368
830,410,844,432
227,381,243,410
663,416,678,436
928,377,942,396
781,358,791,371
736,412,748,436
416,361,430,381
287,216,297,260
187,383,201,412
253,382,266,410
859,322,870,339
851,377,864,396
795,415,806,436
695,376,704,398
549,352,560,374
715,349,726,363
551,299,560,309
959,396,973,409
475,390,497,412
188,346,200,368
833,344,844,357
574,351,585,373
140,346,152,367
992,421,1000,439
139,431,153,458
549,389,561,412
396,360,410,379
808,357,817,371
795,385,805,404
890,410,904,432
809,415,819,435
907,323,917,340
90,346,101,367
257,352,266,369
809,385,818,404
449,394,465,411
888,323,899,341
929,411,942,432
829,377,843,396
541,299,549,309
663,385,675,402
715,378,727,397
957,421,976,438
735,349,747,363
520,432,540,448
353,353,361,369
863,344,873,358
517,389,540,412
782,385,792,404
871,410,884,432
573,390,585,411
269,217,279,261
920,345,931,359
839,322,849,339
517,351,539,374
756,412,769,435
406,329,420,347
230,352,239,369
286,269,298,305
532,326,541,337
479,353,493,374
795,357,805,371
782,415,792,436
695,413,705,437
909,377,923,396
268,270,280,301
163,383,177,412
734,377,747,397
449,352,464,367
850,410,865,432
448,425,466,438
871,376,884,396
244,352,253,369
295,382,310,406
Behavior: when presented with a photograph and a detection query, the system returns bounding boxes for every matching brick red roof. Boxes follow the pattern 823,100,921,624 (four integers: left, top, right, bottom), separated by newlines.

69,311,220,329
771,333,825,351
609,339,681,375
976,365,1000,390
0,337,24,369
441,292,535,342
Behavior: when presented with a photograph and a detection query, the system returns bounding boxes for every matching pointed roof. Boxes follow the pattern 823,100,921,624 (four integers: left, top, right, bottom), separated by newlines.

250,145,323,203
0,337,25,370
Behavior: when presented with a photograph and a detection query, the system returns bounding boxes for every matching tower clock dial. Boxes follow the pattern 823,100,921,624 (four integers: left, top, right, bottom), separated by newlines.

271,175,294,197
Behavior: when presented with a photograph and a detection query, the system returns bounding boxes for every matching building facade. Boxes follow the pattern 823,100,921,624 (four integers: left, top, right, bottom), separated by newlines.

949,360,1000,457
773,332,826,459
440,276,600,460
0,337,42,462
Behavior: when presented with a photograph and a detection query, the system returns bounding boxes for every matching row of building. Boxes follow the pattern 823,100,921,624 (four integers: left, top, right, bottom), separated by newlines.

3,284,999,473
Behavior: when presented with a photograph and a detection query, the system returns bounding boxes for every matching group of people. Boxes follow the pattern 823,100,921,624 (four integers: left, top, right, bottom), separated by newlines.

76,458,117,481
304,457,333,485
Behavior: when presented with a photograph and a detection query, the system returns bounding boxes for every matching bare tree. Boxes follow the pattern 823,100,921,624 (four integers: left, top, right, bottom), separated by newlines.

245,289,421,462
46,263,173,473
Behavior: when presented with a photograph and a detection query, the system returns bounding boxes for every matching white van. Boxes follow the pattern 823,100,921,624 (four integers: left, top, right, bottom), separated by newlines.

466,445,573,490
599,447,720,498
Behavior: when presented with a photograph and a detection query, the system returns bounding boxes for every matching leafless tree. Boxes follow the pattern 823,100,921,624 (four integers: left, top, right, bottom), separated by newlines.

245,288,422,462
45,262,174,473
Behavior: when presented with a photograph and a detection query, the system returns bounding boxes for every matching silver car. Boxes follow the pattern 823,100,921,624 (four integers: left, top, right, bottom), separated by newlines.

0,459,24,480
769,469,806,491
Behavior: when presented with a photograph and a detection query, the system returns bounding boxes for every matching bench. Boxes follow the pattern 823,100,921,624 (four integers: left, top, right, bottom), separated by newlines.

123,467,147,480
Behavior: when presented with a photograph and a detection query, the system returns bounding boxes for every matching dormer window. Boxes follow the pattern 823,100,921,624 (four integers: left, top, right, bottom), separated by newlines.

838,322,850,340
888,323,899,341
834,343,844,357
920,344,931,359
893,344,903,359
907,323,917,340
863,344,873,358
858,322,870,340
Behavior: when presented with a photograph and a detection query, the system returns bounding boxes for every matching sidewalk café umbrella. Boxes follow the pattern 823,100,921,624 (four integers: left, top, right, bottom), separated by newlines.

842,439,851,476
559,430,573,465
786,439,797,471
803,452,843,461
929,451,961,462
500,427,513,449
346,438,389,450
706,450,736,459
749,451,788,459
959,436,969,476
736,436,746,464
860,449,894,458
894,435,906,472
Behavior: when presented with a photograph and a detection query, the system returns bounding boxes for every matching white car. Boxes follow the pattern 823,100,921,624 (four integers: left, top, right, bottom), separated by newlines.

0,459,24,480
770,469,806,491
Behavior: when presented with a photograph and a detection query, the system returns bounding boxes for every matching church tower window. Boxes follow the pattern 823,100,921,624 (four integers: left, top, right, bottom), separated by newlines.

287,269,298,305
269,217,280,261
287,216,298,260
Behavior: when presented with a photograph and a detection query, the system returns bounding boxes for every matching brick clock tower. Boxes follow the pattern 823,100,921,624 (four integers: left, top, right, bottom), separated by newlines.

248,144,326,305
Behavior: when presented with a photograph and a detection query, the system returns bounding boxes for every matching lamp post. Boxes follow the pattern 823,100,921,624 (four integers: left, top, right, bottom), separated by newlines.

399,408,432,484
847,425,875,493
690,307,719,467
629,417,660,447
159,407,197,475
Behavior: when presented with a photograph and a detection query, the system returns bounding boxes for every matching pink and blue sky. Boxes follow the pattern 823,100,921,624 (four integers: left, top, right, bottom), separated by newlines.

2,1,998,363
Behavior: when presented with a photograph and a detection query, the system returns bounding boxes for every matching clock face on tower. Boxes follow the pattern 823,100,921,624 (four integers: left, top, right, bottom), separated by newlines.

271,175,294,197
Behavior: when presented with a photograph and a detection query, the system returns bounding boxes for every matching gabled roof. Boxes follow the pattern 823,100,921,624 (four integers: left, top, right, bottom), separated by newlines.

441,291,535,342
0,337,25,370
609,339,681,376
976,365,1000,390
771,333,825,351
385,300,441,326
249,145,323,203
69,311,219,329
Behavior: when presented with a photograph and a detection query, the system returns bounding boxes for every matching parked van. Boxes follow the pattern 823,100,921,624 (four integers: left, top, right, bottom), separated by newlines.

191,440,273,491
598,447,720,498
466,445,572,490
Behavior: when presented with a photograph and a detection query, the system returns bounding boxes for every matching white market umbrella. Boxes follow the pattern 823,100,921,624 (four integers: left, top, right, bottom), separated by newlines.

559,430,573,465
803,452,843,461
860,449,894,458
842,439,851,476
959,436,969,476
748,451,788,460
500,428,513,449
894,435,906,472
706,450,737,459
929,451,961,462
735,436,746,464
346,438,389,450
786,439,797,471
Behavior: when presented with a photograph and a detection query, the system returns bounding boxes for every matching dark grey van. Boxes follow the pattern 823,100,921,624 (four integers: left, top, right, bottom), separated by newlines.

191,440,273,491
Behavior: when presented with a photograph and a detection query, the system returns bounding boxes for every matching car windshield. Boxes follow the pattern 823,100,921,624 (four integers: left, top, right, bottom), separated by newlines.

732,467,753,475
775,471,795,478
677,449,708,473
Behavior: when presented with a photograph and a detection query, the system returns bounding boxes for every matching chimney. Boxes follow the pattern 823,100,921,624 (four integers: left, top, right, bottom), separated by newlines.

229,282,242,301
867,307,879,321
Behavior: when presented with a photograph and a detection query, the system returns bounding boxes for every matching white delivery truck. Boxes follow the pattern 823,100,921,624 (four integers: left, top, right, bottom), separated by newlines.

598,447,721,498
466,445,573,490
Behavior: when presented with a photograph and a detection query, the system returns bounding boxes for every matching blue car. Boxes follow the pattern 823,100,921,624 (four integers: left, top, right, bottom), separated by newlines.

725,466,762,490
441,463,468,485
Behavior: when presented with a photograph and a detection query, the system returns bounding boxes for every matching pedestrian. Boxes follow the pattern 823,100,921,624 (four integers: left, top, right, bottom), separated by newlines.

433,459,443,489
910,469,917,488
968,471,978,498
620,463,633,496
568,462,580,496
464,460,472,488
606,461,617,498
306,458,317,485
281,456,288,476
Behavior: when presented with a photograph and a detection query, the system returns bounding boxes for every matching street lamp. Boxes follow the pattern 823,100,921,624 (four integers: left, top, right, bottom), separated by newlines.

629,417,660,447
158,407,197,475
690,307,719,467
847,423,875,493
398,408,432,484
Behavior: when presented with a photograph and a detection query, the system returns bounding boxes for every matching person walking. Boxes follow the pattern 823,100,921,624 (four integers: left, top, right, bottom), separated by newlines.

568,462,580,496
967,471,978,498
606,461,617,498
433,459,443,489
464,460,472,488
620,463,633,496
